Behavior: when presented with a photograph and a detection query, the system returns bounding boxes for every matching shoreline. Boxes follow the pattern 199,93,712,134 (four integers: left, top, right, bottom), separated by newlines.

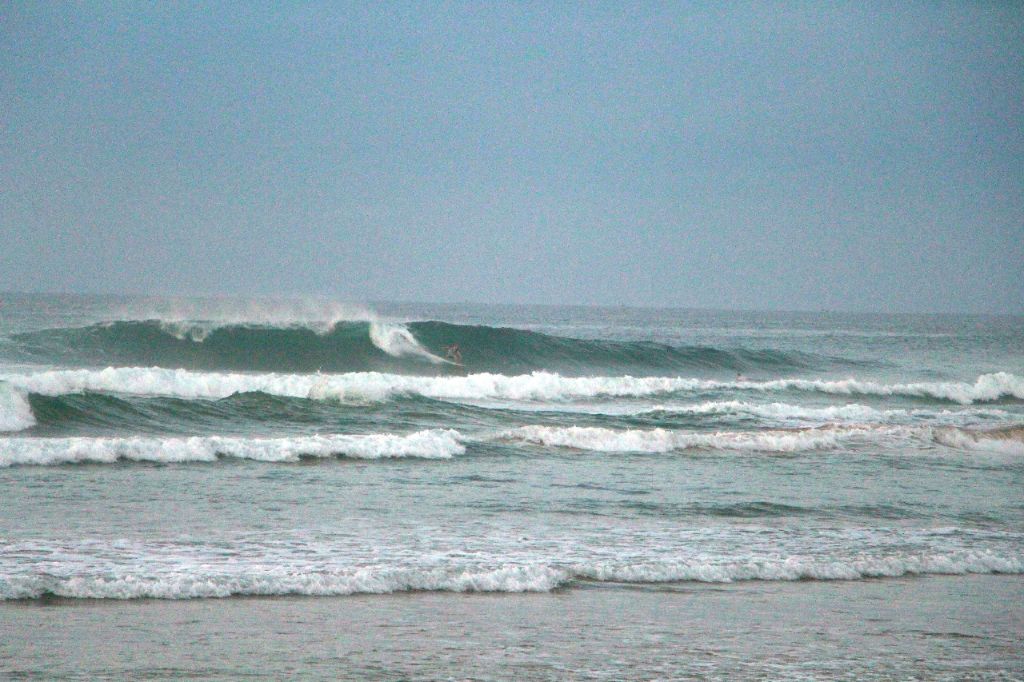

3,574,1021,680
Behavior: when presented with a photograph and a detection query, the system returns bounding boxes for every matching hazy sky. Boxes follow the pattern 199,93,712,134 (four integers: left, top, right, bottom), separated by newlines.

2,2,1022,313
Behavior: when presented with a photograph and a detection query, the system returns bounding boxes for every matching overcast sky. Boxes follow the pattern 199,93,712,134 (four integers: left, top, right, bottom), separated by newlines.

2,2,1021,313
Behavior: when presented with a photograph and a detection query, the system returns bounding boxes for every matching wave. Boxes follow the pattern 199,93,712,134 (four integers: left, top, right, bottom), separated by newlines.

933,426,1024,456
639,401,1015,426
0,430,463,467
16,389,1014,441
5,319,852,375
641,400,898,423
0,383,34,432
7,320,444,373
5,368,1022,406
502,424,895,453
2,550,1019,600
4,422,1020,467
742,372,1024,405
504,424,1024,455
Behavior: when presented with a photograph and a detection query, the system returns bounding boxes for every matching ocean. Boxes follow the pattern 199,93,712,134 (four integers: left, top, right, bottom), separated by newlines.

1,293,1022,680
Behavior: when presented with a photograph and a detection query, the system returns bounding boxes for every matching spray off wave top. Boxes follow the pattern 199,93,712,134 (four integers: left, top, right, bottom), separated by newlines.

6,318,865,375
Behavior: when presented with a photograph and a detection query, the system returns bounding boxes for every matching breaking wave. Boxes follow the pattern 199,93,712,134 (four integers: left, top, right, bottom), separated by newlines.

0,430,464,467
0,383,34,432
505,424,1024,455
638,399,1015,425
2,422,1020,467
4,368,1022,405
502,424,896,453
2,550,1019,600
5,319,858,375
932,426,1024,456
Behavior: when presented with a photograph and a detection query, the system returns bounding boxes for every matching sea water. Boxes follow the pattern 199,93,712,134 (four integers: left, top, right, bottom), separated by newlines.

0,294,1021,678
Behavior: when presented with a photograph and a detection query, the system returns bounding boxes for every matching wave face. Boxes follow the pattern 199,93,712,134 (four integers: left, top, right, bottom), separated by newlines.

7,319,852,375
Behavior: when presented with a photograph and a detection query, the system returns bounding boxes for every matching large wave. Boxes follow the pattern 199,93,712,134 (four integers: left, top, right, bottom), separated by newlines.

5,319,853,375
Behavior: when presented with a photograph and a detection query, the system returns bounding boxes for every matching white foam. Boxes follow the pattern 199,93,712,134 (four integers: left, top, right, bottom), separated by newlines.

503,424,1024,456
2,551,1018,600
501,425,898,453
0,564,566,600
310,372,710,403
0,383,35,432
575,550,1024,583
368,322,448,363
464,399,1013,429
5,368,1020,406
645,400,892,422
932,427,1024,456
0,368,702,403
743,372,1024,405
4,367,319,400
0,430,464,467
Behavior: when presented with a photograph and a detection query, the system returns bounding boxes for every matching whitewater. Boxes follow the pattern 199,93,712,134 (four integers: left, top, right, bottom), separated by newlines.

0,295,1021,609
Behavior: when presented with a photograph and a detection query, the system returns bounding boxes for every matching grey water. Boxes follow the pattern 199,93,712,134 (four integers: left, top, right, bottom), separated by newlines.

1,294,1022,678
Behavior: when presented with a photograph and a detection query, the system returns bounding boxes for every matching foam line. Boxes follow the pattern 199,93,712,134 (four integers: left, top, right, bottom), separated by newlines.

4,368,1021,405
0,430,464,467
501,424,892,453
2,550,1018,599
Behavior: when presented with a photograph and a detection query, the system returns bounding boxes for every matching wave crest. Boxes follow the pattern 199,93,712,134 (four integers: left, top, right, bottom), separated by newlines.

932,426,1024,456
6,368,1022,405
0,383,35,432
6,319,862,375
3,550,1018,600
502,425,887,453
0,430,464,467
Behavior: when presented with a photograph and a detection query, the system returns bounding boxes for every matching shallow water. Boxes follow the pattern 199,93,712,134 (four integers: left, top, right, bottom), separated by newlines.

2,576,1021,680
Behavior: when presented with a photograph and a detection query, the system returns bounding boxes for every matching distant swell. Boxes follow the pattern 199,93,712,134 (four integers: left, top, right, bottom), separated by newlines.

6,319,854,374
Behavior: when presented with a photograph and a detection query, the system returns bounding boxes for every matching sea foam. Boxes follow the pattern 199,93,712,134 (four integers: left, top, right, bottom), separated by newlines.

4,368,1021,405
2,550,1018,600
0,430,464,467
368,322,449,363
502,424,894,453
932,426,1024,456
0,383,35,432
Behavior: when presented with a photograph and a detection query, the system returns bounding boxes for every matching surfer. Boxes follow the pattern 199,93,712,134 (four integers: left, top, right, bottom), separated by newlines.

445,343,462,365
